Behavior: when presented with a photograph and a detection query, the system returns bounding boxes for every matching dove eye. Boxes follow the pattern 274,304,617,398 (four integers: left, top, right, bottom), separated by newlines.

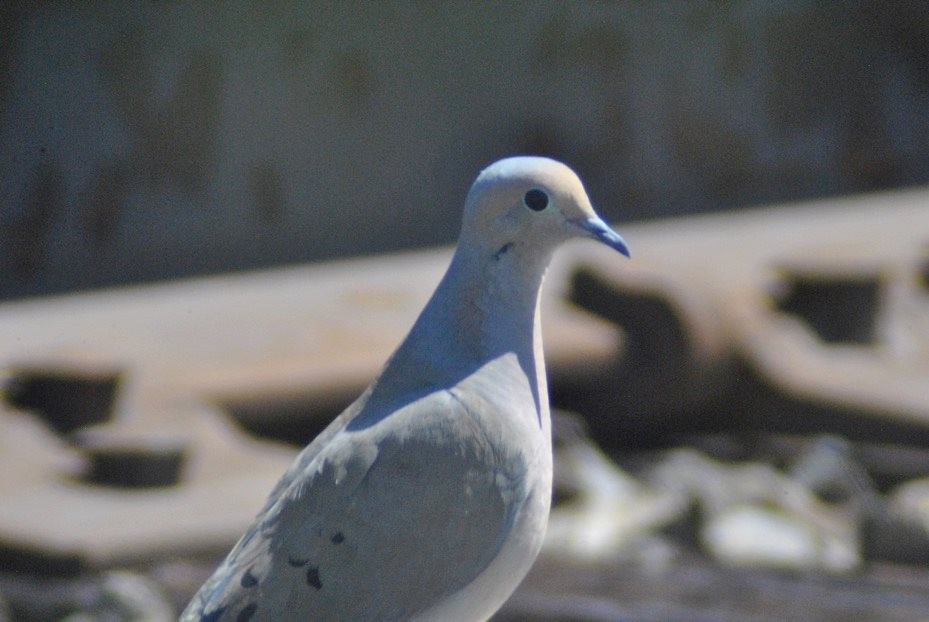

523,188,549,212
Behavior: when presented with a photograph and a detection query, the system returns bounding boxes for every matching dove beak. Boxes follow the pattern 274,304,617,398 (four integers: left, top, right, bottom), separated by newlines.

572,216,631,258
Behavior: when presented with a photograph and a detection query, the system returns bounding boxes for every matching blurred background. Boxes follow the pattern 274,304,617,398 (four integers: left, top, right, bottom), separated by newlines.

3,1,929,299
3,2,929,620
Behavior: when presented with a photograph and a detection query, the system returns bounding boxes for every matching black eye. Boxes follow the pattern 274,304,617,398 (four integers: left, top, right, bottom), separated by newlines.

523,188,549,211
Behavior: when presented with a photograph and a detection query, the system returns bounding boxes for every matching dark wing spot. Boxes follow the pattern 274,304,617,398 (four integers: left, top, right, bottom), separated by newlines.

200,608,226,622
237,603,258,622
288,556,308,567
331,531,345,544
240,567,259,588
493,243,512,261
306,565,323,590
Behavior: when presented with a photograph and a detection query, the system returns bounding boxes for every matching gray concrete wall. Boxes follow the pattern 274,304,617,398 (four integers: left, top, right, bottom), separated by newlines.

2,1,929,299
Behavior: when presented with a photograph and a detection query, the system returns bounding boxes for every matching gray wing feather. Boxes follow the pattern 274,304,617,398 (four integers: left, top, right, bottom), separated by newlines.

182,389,525,622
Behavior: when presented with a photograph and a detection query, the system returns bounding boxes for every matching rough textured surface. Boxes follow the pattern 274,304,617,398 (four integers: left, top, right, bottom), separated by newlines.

2,187,929,618
495,554,929,622
0,238,619,579
568,186,929,446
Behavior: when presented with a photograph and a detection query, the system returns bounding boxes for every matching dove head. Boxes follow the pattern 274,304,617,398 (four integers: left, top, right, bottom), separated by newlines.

459,156,630,264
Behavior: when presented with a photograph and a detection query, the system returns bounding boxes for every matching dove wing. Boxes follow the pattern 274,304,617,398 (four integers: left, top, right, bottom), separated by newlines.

183,387,528,621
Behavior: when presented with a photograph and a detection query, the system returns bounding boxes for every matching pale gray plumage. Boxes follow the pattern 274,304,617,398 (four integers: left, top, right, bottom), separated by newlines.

181,156,629,622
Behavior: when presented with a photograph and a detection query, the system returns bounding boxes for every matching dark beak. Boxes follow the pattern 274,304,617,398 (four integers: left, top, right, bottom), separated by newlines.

573,216,630,257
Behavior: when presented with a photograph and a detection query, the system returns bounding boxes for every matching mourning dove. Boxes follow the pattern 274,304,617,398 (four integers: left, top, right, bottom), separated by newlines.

182,156,629,621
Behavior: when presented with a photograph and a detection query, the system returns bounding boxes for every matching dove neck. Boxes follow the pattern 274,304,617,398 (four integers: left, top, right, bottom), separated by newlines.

430,242,550,359
374,240,550,417
364,241,552,425
352,240,552,432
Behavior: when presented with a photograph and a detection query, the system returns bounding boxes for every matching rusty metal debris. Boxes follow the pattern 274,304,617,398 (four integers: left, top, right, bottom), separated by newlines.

568,186,929,447
1,187,929,617
0,248,620,579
